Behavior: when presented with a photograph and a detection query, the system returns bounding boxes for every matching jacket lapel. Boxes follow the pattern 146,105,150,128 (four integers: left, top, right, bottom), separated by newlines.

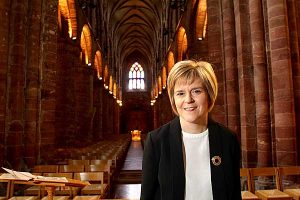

208,120,227,199
169,117,185,199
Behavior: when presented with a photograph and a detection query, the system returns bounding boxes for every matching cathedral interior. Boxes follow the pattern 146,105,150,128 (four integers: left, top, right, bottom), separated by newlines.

1,0,300,199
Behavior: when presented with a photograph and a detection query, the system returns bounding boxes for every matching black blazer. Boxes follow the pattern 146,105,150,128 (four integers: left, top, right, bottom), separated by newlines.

140,117,241,200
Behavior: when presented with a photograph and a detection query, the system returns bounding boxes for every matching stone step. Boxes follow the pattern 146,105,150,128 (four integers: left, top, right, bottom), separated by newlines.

115,170,142,184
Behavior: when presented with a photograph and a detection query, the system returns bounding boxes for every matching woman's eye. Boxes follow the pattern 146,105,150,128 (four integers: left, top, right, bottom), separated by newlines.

192,89,202,95
176,92,184,96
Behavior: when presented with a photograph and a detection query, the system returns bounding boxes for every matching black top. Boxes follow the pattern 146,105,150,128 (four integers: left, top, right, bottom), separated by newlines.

140,117,242,200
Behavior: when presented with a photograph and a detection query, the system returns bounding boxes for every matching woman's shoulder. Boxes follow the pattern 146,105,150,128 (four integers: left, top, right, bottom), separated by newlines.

148,117,179,140
209,119,237,139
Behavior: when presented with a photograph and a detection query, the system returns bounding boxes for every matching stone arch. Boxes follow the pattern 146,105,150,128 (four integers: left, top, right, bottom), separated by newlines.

162,66,167,89
80,24,92,65
58,0,77,39
158,75,162,94
104,64,109,88
167,51,175,73
109,75,113,94
94,50,102,80
113,82,117,98
195,0,207,40
177,26,188,61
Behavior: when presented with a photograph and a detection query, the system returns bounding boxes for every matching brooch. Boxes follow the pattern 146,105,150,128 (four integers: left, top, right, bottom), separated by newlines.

211,156,222,166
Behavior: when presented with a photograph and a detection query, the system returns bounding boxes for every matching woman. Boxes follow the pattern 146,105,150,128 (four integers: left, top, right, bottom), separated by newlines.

140,60,241,200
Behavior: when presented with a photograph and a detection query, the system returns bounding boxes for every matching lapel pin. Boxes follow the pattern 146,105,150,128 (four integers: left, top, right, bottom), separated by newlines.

211,156,222,166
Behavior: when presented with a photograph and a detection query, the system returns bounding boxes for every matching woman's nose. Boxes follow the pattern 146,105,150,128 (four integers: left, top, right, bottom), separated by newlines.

184,92,194,103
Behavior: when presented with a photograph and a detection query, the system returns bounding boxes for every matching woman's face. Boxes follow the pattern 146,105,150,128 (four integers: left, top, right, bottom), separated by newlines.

174,78,209,126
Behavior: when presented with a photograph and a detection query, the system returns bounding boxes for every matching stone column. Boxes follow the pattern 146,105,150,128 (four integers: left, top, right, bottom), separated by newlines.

23,0,44,167
286,0,300,164
266,0,297,166
221,0,240,135
249,0,272,167
207,0,226,125
5,0,28,169
233,0,257,167
0,0,10,167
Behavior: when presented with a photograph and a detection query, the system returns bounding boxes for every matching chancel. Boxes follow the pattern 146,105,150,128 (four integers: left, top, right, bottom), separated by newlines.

0,0,300,199
131,130,141,142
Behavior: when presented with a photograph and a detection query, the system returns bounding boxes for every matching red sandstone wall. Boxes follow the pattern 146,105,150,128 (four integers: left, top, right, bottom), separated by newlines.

0,1,10,167
0,0,119,169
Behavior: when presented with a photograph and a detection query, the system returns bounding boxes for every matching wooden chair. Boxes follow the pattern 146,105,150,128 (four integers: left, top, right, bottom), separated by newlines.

32,165,58,173
40,196,69,200
80,155,97,160
240,168,260,200
85,164,111,178
8,197,39,200
0,172,13,200
74,172,108,198
68,160,90,166
85,164,111,195
278,166,300,200
73,195,101,200
249,167,292,200
90,159,115,177
58,165,85,174
90,159,112,166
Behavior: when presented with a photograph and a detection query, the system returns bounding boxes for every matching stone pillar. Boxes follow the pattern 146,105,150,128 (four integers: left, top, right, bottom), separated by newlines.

99,85,104,138
207,0,226,125
74,65,94,145
153,101,158,129
102,90,110,136
0,0,10,167
5,0,28,169
92,79,101,139
57,38,81,148
233,0,257,167
286,0,300,164
221,0,240,134
38,0,58,163
249,0,272,167
114,100,120,135
266,0,297,166
23,0,44,167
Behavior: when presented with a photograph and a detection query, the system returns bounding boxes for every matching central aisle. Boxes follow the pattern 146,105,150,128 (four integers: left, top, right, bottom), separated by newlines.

111,140,144,199
122,140,143,170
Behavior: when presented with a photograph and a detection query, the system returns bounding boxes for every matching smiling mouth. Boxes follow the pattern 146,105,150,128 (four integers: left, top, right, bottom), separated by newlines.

184,107,196,111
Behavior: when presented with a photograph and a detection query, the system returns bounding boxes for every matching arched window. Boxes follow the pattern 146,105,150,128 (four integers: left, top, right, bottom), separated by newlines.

129,62,145,90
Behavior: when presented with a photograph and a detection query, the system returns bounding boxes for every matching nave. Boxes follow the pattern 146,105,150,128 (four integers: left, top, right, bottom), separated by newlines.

1,0,300,199
0,135,143,200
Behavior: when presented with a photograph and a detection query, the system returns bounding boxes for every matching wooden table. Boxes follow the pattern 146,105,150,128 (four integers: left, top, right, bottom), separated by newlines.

0,173,89,200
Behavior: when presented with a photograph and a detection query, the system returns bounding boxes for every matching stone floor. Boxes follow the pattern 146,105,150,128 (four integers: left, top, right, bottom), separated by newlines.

122,141,143,170
110,140,143,199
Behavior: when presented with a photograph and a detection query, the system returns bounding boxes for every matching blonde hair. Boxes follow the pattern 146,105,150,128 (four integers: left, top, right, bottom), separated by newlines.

167,60,218,115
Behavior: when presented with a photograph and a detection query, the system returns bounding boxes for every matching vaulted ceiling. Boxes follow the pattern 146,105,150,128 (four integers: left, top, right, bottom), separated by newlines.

105,0,170,106
108,0,163,67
